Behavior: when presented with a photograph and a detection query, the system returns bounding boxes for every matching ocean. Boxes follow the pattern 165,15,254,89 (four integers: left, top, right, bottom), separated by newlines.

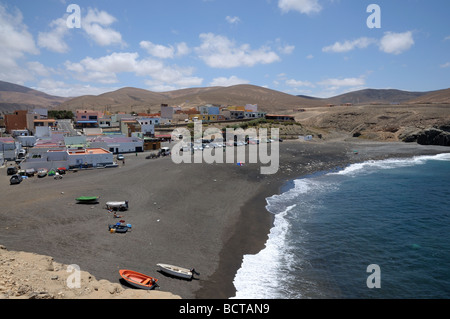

232,153,450,299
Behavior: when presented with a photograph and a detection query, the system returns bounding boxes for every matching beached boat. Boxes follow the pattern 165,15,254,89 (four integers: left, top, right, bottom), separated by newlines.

37,169,48,178
119,270,158,290
76,196,99,203
108,223,130,233
156,263,199,280
106,200,129,211
25,168,35,177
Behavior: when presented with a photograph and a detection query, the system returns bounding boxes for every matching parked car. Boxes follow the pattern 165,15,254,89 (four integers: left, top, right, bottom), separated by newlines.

117,154,124,160
7,167,18,176
160,147,171,156
10,174,23,185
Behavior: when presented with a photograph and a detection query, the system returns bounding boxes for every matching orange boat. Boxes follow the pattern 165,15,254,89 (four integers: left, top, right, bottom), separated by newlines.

119,269,158,290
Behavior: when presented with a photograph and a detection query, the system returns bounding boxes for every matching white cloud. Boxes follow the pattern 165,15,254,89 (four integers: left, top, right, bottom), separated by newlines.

286,79,315,87
278,0,322,15
34,79,118,97
318,77,365,87
323,32,414,55
0,4,39,64
38,17,69,53
27,61,54,77
378,31,414,55
140,41,191,59
82,8,125,47
322,37,375,53
210,75,249,87
140,41,175,59
196,33,280,68
225,16,241,25
315,76,366,97
38,7,125,53
64,51,203,89
440,62,450,68
0,4,38,82
176,42,191,56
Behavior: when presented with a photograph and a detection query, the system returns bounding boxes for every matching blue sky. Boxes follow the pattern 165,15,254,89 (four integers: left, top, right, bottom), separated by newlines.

0,0,449,98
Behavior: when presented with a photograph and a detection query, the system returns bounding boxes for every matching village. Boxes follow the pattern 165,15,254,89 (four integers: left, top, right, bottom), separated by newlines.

0,103,298,183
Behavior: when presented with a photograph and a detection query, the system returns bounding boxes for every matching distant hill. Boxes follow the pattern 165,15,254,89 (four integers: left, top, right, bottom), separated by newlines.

57,84,325,114
320,89,429,105
406,88,450,104
1,79,449,116
0,81,68,113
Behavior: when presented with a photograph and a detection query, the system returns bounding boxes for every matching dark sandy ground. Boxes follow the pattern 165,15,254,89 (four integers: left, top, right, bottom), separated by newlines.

1,138,449,299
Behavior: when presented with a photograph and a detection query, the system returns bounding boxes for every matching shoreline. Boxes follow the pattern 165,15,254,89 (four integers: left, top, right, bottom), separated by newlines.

197,140,450,299
1,139,449,299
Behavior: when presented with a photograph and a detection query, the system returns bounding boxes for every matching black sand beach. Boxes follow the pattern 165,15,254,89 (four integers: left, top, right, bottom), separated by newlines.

1,139,449,299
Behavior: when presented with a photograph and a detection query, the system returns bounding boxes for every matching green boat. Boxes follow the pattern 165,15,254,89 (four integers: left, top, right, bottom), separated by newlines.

76,196,99,203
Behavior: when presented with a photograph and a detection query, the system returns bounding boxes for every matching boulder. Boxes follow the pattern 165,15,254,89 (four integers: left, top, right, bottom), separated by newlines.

401,127,450,146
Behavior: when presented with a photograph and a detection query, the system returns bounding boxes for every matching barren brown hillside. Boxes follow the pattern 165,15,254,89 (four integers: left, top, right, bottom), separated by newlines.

56,87,169,114
406,88,450,104
295,103,450,143
0,81,68,113
56,84,325,114
325,88,428,105
162,84,325,111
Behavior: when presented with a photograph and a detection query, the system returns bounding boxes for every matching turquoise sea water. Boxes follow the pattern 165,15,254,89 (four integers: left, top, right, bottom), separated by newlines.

233,153,450,299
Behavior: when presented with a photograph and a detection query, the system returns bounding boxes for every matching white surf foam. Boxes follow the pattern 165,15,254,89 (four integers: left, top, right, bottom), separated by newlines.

231,204,296,299
331,153,450,177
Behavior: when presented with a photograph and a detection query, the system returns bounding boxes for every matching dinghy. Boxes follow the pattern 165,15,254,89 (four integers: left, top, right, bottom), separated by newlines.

37,169,48,178
156,263,200,280
76,196,99,203
106,200,129,211
119,270,158,290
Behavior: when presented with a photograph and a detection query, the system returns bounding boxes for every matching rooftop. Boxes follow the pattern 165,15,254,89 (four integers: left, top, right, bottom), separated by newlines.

67,148,111,155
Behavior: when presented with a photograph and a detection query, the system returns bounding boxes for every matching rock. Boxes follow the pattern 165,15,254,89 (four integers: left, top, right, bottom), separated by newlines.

28,292,54,299
44,257,55,271
417,128,450,146
401,127,450,146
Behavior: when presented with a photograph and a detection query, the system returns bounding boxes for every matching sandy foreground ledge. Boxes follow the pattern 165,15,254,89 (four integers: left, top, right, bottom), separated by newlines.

0,245,180,299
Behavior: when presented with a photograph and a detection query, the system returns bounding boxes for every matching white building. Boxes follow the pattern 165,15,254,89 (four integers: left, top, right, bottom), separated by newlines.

89,136,144,154
137,117,158,135
20,148,114,170
0,137,17,161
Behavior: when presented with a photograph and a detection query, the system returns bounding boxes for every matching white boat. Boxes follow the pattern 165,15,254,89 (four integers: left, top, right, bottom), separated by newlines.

37,168,48,178
106,200,129,211
156,263,199,280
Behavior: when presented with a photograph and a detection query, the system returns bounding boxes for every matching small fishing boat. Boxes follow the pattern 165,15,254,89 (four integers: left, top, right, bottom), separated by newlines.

119,270,158,290
76,196,99,203
37,169,48,178
108,223,130,233
106,200,129,211
156,263,200,280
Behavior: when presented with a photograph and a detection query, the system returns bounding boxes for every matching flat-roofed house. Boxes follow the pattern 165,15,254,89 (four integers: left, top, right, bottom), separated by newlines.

67,148,114,169
89,135,144,154
76,110,103,128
